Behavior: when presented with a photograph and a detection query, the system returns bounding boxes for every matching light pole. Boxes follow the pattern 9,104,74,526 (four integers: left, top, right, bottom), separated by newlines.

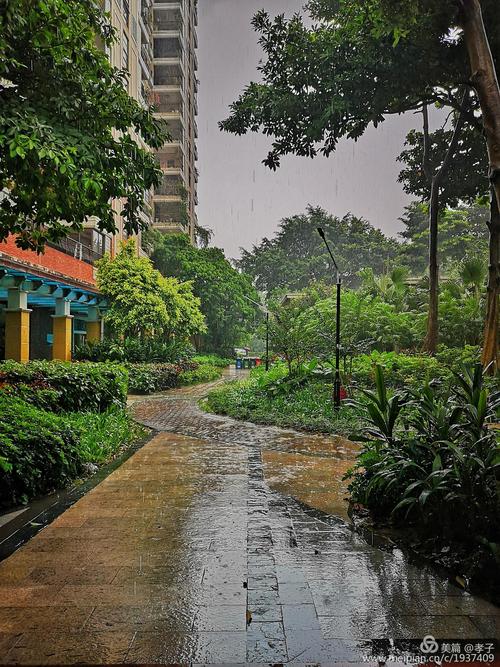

317,227,342,409
244,295,270,371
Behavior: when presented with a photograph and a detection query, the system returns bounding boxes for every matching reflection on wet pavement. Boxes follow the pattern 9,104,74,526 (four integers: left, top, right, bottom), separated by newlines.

262,450,353,520
0,374,497,664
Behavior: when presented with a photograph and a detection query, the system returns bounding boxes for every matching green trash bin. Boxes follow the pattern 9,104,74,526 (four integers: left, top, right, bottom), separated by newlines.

242,358,250,369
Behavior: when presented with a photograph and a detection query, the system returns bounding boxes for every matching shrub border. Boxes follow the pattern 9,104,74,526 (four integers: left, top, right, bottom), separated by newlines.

0,429,155,563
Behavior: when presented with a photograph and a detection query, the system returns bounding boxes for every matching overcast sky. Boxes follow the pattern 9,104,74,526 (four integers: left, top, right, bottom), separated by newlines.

196,0,420,259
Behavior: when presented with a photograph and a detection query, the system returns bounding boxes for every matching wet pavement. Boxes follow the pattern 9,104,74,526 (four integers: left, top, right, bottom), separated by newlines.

0,373,498,664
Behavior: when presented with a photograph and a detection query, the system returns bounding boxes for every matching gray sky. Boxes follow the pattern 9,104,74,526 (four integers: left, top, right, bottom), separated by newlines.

197,0,418,259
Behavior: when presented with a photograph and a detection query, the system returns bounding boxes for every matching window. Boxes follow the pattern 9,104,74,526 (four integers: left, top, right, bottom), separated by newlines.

122,32,129,71
122,0,130,25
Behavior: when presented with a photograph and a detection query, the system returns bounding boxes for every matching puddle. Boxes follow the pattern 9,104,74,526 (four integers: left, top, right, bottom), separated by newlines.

262,449,356,521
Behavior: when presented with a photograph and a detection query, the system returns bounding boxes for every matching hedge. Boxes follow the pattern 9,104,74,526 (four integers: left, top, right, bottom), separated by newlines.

0,361,128,412
349,348,484,390
126,361,198,394
0,394,83,506
179,364,222,385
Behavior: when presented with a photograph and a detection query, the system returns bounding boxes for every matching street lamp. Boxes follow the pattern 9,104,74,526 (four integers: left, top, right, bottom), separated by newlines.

244,295,270,371
317,227,342,410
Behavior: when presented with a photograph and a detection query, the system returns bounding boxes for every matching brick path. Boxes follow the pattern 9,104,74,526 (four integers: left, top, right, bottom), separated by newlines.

0,375,498,664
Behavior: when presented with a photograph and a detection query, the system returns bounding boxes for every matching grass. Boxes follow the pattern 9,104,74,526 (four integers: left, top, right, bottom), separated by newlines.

66,407,148,464
203,378,361,437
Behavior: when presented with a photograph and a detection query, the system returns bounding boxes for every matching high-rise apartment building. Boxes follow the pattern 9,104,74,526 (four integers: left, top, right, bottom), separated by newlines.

0,0,170,362
151,0,198,242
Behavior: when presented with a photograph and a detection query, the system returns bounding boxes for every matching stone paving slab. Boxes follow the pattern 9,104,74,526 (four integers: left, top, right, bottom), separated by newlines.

0,379,498,664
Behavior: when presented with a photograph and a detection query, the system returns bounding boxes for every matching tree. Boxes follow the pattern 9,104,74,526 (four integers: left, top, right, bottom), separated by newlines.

398,202,489,274
267,297,313,374
220,0,499,366
96,240,206,340
398,111,490,351
146,232,259,355
238,206,398,293
0,0,166,251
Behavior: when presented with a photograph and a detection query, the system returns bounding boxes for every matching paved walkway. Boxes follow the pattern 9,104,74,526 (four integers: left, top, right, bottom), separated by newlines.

0,375,498,664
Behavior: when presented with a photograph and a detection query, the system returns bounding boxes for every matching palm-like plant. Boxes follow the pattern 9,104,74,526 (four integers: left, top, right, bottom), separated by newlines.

459,256,487,301
348,365,500,543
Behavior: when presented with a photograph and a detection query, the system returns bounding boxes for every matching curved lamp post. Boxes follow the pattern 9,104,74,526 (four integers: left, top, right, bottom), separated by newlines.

317,227,342,409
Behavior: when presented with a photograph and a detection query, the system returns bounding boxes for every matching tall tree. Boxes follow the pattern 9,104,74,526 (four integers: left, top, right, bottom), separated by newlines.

421,97,469,352
398,110,494,354
238,206,398,293
220,0,499,367
146,232,260,355
398,202,489,275
96,240,206,340
0,0,166,251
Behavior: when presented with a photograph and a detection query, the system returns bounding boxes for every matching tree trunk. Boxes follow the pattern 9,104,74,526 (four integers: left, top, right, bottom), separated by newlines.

421,93,469,354
459,0,500,369
460,0,500,207
481,188,500,372
423,180,440,354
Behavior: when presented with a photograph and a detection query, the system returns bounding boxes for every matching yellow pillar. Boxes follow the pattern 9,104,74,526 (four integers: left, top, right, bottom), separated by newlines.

4,288,31,362
5,310,31,362
86,320,102,342
86,306,102,343
52,299,73,361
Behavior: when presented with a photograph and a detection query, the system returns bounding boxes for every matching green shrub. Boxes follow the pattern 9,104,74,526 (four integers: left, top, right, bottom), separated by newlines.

348,365,500,544
435,345,482,369
192,354,232,368
204,376,360,436
0,394,83,506
65,407,147,463
0,361,128,412
126,361,197,394
74,337,195,364
349,351,446,389
179,364,222,385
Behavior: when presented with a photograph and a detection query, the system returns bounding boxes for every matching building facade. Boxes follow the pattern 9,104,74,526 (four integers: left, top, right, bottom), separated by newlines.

151,0,198,241
0,0,191,362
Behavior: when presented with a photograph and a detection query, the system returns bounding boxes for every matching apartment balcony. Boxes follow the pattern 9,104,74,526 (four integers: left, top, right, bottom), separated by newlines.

153,6,183,32
156,117,184,144
153,221,188,234
151,90,183,114
153,201,187,230
153,36,184,60
155,148,184,172
155,174,185,197
154,62,184,87
47,232,107,266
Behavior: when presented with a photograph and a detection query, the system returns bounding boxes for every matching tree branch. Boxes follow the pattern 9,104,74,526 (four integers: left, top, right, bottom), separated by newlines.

435,87,470,186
